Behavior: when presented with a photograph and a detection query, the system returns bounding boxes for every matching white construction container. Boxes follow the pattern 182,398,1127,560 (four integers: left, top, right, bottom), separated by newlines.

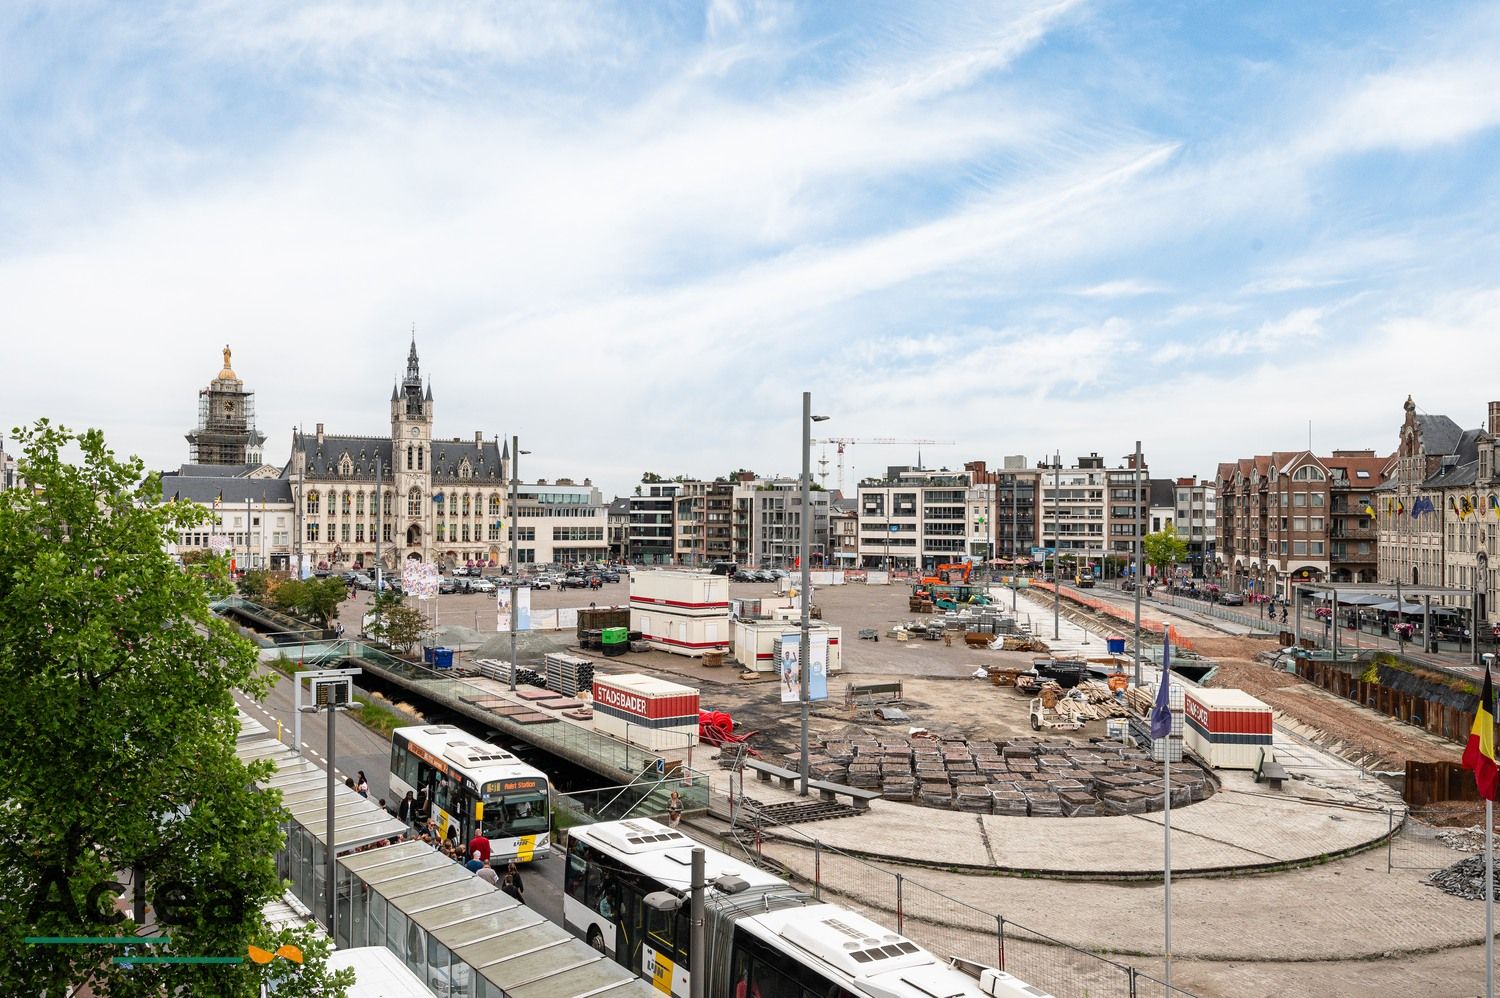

629,570,730,657
591,673,700,753
732,618,842,674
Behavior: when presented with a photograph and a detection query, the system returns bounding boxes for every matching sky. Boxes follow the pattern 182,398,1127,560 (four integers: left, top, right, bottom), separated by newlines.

5,0,1500,498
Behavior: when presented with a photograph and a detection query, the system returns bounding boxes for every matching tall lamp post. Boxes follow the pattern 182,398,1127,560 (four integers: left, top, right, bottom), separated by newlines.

1052,451,1061,641
800,393,830,797
508,436,532,692
298,671,361,929
644,850,748,998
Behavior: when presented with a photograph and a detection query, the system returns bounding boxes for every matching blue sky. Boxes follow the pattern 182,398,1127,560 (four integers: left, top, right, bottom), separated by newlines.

5,0,1500,496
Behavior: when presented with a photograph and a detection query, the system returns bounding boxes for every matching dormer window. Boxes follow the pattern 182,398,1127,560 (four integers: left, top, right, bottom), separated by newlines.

338,453,353,477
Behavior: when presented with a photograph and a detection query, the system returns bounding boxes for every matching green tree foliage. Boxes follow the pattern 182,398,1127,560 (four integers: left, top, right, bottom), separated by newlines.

0,421,331,997
1143,524,1189,578
640,471,663,483
378,602,427,652
269,578,345,629
237,568,274,603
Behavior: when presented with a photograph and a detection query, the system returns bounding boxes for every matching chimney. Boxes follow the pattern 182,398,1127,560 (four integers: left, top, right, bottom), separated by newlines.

315,423,324,445
1489,401,1500,435
475,431,483,445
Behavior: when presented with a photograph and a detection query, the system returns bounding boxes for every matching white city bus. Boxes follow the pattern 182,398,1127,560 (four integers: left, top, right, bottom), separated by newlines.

388,725,551,864
564,818,1052,998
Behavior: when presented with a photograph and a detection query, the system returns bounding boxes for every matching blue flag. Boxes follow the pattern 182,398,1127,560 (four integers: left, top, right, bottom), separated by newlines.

1150,631,1173,739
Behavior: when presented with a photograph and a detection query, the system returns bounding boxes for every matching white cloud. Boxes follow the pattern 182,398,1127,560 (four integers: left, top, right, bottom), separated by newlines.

1073,279,1167,298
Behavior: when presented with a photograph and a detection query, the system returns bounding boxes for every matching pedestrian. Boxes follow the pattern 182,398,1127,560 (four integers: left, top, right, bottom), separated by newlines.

477,863,501,887
398,791,415,824
356,771,369,798
667,790,683,828
501,875,524,904
344,777,356,792
414,787,432,827
377,798,386,812
465,850,485,873
468,830,491,866
505,861,525,901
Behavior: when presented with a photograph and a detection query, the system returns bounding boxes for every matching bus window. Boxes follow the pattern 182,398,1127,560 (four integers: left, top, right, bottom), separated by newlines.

564,844,589,902
480,790,549,838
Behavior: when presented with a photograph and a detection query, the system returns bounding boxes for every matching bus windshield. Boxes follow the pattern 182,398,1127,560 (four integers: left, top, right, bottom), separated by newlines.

481,790,548,837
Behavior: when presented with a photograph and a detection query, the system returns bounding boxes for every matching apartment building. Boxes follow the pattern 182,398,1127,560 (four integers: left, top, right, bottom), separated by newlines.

1378,396,1500,621
627,482,680,564
733,478,830,568
1216,448,1390,597
607,497,630,561
1173,477,1217,577
964,458,1041,560
829,498,859,565
672,479,736,566
1033,453,1149,570
513,480,609,566
856,467,980,570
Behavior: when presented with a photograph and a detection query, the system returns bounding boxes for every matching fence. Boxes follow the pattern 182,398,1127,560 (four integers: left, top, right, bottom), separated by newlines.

1387,805,1480,874
711,784,1201,998
1148,590,1279,635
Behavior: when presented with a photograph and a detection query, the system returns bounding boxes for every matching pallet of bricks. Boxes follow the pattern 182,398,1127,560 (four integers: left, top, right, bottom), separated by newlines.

979,741,1204,816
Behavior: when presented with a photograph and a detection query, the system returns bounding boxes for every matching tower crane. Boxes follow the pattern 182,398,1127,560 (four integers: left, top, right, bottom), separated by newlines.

817,438,955,492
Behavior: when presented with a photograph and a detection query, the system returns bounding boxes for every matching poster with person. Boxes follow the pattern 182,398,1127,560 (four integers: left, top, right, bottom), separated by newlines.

779,633,799,703
779,631,829,703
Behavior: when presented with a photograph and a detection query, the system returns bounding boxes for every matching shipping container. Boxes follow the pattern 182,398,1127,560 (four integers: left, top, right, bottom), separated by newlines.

1182,687,1274,770
731,618,842,674
629,571,731,657
592,673,700,753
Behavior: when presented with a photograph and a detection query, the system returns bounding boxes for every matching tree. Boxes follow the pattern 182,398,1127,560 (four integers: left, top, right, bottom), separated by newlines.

271,577,307,616
1143,524,1189,579
640,471,663,484
298,578,346,629
237,568,273,603
378,602,427,653
0,422,318,996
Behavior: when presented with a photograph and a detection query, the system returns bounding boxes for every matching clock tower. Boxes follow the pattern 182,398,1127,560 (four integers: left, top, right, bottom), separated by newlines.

391,335,435,561
185,345,267,466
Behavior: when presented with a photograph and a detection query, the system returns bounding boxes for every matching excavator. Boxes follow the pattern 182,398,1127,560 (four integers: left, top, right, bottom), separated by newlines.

921,562,972,587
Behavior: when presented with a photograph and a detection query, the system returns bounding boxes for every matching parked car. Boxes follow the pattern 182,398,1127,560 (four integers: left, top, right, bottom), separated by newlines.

753,570,777,583
1219,592,1245,606
438,577,457,595
469,578,496,594
732,570,757,582
560,576,590,590
529,576,552,590
598,570,620,583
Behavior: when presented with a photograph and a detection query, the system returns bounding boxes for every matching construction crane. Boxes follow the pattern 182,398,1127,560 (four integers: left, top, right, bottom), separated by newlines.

817,438,955,492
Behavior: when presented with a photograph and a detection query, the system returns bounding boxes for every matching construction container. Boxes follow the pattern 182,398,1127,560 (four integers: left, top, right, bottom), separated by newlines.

629,571,730,657
592,673,700,752
1183,688,1273,770
577,606,630,642
731,618,842,673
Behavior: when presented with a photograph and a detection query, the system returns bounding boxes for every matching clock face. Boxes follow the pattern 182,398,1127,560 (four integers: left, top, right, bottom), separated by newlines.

409,427,420,438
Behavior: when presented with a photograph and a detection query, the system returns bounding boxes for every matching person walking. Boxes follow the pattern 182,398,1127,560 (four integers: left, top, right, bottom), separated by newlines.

501,874,524,904
667,790,683,828
356,771,369,798
505,861,525,901
468,831,491,866
477,863,500,887
465,850,485,873
398,791,415,825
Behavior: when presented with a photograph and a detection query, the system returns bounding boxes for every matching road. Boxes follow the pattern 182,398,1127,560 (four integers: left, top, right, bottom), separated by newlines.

235,667,567,925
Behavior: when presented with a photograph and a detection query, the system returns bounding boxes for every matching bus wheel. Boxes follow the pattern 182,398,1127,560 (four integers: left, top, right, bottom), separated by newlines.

587,927,605,953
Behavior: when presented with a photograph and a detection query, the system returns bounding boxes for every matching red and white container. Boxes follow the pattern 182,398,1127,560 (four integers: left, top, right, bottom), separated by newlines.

629,571,730,657
592,673,701,753
1182,688,1273,770
731,618,842,674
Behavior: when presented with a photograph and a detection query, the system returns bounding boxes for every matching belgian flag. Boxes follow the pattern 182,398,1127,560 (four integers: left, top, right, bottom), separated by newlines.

1463,668,1498,801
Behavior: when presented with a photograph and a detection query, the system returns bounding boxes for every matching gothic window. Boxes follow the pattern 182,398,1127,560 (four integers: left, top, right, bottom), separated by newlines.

462,494,471,516
488,522,500,541
356,492,365,516
306,491,320,515
407,446,413,471
489,494,501,517
341,523,351,542
436,524,445,542
338,453,353,477
307,523,319,542
418,447,424,471
408,488,422,517
462,524,470,542
382,491,393,517
383,523,393,543
356,524,365,542
342,492,352,515
459,460,472,480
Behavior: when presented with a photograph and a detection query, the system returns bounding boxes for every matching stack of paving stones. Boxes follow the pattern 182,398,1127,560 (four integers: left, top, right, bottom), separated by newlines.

817,735,1211,817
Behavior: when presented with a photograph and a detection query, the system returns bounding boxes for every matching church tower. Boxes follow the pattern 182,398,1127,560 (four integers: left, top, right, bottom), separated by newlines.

186,345,266,466
391,335,435,560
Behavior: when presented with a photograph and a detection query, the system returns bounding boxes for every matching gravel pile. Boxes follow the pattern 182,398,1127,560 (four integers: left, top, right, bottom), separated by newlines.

1430,855,1500,900
1436,826,1486,853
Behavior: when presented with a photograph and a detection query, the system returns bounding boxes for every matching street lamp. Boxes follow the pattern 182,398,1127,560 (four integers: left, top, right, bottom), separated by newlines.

298,671,362,929
509,437,532,692
800,395,830,797
1052,451,1060,641
643,848,749,998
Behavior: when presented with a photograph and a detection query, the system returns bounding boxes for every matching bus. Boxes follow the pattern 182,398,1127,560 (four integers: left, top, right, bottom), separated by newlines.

387,725,551,864
563,818,1052,998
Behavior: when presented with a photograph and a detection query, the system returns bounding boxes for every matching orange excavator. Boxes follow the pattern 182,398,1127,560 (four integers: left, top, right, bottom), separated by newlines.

921,562,972,586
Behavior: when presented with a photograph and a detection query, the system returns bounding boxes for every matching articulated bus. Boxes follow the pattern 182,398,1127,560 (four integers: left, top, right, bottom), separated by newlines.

387,725,551,864
564,818,1052,998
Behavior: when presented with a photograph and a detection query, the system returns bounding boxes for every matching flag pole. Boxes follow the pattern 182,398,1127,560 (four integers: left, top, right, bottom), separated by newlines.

1487,794,1494,998
1163,644,1174,991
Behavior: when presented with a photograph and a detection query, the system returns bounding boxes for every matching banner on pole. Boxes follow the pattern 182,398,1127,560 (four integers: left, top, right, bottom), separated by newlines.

515,586,532,632
778,631,829,704
497,589,511,632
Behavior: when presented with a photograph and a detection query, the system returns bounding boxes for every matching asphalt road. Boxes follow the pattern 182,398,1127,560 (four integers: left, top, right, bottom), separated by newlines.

235,667,567,925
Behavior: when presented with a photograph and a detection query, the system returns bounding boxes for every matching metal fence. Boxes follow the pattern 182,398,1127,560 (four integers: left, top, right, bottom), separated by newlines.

1387,805,1479,874
710,785,1201,998
1148,590,1279,635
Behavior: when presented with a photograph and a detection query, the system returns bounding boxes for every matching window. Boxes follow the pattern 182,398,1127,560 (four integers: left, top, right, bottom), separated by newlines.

1293,493,1307,507
407,488,422,517
1310,493,1324,507
462,495,471,516
1293,541,1307,555
1292,518,1306,531
307,523,319,542
382,491,393,517
356,524,365,542
1309,541,1324,555
417,447,423,471
341,523,350,542
356,492,365,515
406,446,413,471
462,525,470,542
488,523,501,541
489,494,502,516
436,524,445,542
383,524,393,542
1293,466,1325,481
342,492,352,515
306,491,320,515
1310,517,1323,531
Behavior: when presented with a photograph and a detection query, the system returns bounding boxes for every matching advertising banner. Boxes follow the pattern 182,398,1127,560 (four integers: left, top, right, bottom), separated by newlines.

497,588,511,632
778,631,829,704
515,586,532,631
404,562,439,600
